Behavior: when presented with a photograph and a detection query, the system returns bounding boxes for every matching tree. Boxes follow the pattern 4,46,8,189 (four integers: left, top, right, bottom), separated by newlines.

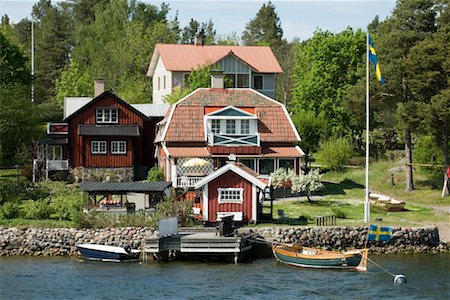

291,28,366,138
316,136,353,171
181,18,216,44
0,32,30,85
241,1,283,47
377,0,438,191
291,109,328,168
291,169,324,201
55,62,92,108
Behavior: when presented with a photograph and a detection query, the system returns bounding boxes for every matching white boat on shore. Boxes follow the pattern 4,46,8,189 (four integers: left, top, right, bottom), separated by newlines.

369,193,406,211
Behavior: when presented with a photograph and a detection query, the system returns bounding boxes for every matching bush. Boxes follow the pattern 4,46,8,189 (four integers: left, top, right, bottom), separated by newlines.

0,202,20,219
413,135,444,174
147,167,165,182
74,211,157,229
156,198,193,227
50,193,83,221
316,136,353,171
20,199,53,219
331,206,347,219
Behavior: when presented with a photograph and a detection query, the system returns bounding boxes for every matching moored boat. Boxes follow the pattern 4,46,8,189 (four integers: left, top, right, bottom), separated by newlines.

272,244,368,271
77,244,140,262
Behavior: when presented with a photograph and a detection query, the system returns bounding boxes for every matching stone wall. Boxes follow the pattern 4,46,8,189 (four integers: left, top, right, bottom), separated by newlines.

254,226,448,254
0,227,153,257
0,226,447,257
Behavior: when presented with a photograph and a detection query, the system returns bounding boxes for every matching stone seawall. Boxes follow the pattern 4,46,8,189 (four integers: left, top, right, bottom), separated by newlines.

0,227,154,257
254,226,448,254
0,226,448,257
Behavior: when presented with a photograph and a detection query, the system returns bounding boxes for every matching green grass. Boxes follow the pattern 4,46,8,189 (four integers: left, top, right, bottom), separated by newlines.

266,160,449,227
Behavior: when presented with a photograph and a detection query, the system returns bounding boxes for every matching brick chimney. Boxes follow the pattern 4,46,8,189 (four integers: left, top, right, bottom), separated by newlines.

211,73,225,89
194,34,203,46
94,79,105,97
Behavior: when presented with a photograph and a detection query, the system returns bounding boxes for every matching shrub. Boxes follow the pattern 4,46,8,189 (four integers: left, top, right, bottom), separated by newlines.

291,169,324,201
156,198,193,227
316,136,353,171
0,201,20,219
20,199,53,219
74,211,157,229
413,135,444,174
50,193,83,221
147,167,165,182
331,206,347,219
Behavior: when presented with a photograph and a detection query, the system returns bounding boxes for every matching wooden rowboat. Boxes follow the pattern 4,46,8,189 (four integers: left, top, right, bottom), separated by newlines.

272,244,368,271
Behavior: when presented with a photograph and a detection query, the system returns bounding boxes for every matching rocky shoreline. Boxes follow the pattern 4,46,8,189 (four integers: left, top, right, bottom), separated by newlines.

0,226,448,257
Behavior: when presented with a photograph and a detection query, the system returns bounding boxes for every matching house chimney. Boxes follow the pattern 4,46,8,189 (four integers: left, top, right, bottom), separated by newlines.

194,34,203,46
211,73,225,89
94,79,105,97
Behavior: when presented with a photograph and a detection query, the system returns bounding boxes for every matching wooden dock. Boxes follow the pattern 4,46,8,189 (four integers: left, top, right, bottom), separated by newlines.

144,228,254,264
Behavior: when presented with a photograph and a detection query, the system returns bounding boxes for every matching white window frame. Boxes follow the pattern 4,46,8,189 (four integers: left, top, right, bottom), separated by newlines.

91,141,107,154
258,158,275,176
96,108,118,124
238,158,256,171
241,119,250,135
226,119,236,134
111,141,127,154
278,158,296,171
48,145,63,160
218,188,244,204
211,119,221,134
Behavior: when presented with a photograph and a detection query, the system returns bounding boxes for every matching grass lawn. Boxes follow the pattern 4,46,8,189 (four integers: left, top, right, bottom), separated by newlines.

264,160,449,227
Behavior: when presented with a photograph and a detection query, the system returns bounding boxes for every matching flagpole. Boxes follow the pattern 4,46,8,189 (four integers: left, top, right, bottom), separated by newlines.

364,33,370,223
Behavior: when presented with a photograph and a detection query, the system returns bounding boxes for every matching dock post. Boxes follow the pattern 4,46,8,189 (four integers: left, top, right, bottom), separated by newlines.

234,252,239,265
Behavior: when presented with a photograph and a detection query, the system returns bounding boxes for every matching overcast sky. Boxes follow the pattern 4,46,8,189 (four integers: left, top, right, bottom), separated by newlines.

0,0,396,41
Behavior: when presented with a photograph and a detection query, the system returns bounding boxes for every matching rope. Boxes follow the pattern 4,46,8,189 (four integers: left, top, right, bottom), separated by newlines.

367,256,396,277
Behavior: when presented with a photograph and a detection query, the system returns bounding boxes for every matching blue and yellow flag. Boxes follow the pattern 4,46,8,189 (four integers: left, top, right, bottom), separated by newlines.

368,224,392,241
368,35,385,84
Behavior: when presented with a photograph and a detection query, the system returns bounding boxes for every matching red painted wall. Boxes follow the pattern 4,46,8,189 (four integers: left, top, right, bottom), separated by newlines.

68,94,145,168
207,170,253,222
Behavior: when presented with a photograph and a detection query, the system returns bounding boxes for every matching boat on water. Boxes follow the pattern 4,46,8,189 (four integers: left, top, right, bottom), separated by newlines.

272,244,368,271
77,244,140,262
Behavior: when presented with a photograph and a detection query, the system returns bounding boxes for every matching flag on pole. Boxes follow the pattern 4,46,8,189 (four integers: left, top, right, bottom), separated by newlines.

368,35,385,84
368,224,392,241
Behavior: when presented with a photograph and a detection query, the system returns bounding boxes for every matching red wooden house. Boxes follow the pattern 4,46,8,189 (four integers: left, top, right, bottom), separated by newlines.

34,83,168,181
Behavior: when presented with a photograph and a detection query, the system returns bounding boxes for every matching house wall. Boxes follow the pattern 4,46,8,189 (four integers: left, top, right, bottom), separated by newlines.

68,94,145,168
152,56,172,104
207,170,253,223
253,73,276,99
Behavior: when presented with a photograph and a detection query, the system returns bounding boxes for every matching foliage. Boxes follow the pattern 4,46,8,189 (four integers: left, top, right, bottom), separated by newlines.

55,62,93,108
74,211,157,229
413,135,445,173
242,1,283,47
291,28,366,138
155,198,193,227
0,202,20,219
181,18,216,45
330,205,347,219
147,167,165,182
316,136,354,171
271,168,295,189
0,32,30,85
20,199,53,219
291,169,324,201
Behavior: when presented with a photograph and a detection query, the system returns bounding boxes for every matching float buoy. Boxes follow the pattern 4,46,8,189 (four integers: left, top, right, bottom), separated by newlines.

393,274,407,284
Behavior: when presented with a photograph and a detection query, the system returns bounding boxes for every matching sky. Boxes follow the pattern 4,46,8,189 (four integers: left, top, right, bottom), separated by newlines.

0,0,397,41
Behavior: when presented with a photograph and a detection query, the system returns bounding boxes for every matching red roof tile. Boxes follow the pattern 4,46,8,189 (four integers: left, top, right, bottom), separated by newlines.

154,44,282,73
262,147,304,157
164,89,300,143
167,147,210,157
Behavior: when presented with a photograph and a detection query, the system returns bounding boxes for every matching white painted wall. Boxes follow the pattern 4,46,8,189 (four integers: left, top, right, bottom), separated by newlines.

152,56,172,104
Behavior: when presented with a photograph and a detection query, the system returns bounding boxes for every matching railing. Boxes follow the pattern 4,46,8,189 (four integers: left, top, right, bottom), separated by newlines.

208,133,260,146
176,176,204,188
46,160,69,171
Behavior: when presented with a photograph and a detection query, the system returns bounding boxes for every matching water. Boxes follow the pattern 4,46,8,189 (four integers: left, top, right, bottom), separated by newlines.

1,254,449,300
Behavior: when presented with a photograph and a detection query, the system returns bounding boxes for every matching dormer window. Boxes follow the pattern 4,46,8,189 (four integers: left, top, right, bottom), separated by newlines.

96,108,118,124
241,120,250,134
212,119,220,134
226,120,236,134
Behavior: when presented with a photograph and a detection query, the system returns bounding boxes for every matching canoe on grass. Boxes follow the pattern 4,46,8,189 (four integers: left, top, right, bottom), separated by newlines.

272,244,368,271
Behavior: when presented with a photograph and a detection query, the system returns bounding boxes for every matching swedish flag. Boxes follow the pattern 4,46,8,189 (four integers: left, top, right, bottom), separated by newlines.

368,224,392,241
368,35,385,84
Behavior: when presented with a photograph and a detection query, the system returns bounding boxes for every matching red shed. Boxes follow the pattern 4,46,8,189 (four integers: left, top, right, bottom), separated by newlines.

194,162,267,223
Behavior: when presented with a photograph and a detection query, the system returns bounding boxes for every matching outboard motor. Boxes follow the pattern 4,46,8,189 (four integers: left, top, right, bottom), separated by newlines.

122,244,132,255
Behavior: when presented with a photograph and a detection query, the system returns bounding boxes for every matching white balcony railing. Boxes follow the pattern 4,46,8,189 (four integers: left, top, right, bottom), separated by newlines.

176,176,204,188
46,160,69,171
208,133,260,146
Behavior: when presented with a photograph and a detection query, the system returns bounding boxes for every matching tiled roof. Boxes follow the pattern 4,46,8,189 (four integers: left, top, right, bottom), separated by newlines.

167,147,210,157
150,44,282,75
262,147,304,157
164,89,299,143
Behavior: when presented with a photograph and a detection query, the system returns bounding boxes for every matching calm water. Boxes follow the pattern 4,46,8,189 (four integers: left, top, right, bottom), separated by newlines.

0,254,449,300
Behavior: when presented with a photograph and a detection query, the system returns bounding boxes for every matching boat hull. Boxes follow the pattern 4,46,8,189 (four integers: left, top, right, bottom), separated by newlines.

272,245,365,270
77,244,139,262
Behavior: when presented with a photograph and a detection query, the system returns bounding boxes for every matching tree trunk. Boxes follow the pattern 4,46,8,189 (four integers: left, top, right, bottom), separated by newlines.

405,126,414,191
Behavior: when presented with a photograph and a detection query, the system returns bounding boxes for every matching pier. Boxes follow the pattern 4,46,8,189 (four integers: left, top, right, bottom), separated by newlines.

143,218,255,264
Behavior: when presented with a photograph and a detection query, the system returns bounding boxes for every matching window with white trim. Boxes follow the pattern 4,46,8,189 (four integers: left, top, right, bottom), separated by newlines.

241,119,250,134
279,158,295,171
218,188,243,204
226,120,236,134
48,145,63,160
96,108,118,124
211,119,220,134
259,159,275,175
91,141,107,154
253,75,263,90
111,141,126,154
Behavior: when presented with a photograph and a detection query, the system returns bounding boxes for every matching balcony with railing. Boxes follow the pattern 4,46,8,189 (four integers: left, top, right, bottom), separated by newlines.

175,176,204,188
208,133,260,146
